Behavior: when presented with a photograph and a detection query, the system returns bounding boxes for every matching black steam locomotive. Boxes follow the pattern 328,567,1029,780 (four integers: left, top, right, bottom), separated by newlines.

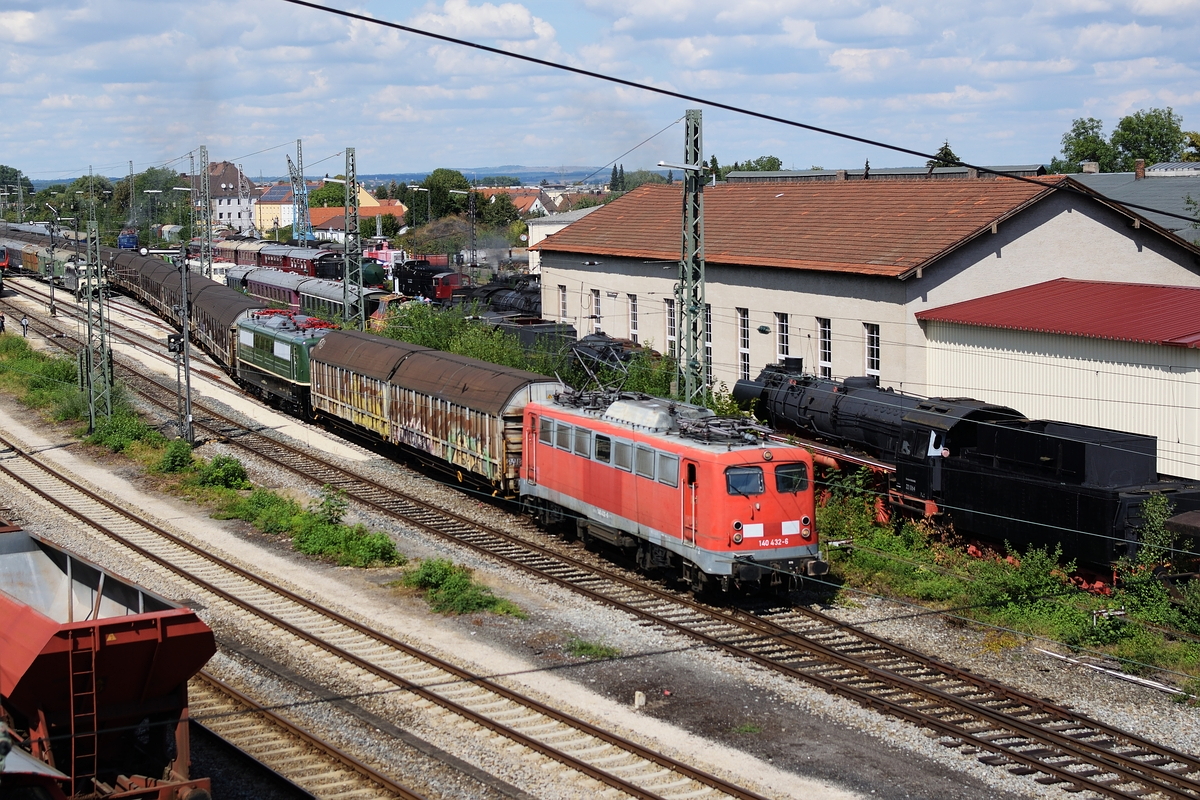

734,361,1200,569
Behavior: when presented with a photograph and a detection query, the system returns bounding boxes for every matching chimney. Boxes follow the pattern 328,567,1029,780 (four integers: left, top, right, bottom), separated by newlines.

836,170,847,181
967,167,979,179
1081,161,1100,174
1135,159,1145,180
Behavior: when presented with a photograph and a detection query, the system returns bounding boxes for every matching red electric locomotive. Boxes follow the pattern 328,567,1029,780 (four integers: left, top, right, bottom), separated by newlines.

521,392,828,593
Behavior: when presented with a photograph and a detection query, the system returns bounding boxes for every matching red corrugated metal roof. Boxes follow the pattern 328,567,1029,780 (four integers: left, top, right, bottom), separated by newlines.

915,278,1200,347
535,177,1069,277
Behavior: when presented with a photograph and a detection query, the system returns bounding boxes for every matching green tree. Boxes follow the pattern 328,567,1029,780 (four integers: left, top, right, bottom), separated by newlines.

308,179,347,208
0,166,35,220
1111,107,1186,170
609,165,619,190
1054,117,1118,173
666,169,674,184
706,154,783,181
373,213,402,238
744,155,784,172
622,169,668,191
480,193,520,226
617,165,625,191
422,168,471,219
926,140,959,168
1183,132,1200,162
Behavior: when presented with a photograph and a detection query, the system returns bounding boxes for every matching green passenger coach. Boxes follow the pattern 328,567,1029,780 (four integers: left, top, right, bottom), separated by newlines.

234,310,336,414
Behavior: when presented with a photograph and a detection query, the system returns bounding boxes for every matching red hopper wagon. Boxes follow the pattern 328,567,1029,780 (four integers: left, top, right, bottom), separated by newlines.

0,528,215,799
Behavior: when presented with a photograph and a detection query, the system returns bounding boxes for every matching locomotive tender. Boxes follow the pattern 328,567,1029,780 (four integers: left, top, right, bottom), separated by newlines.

734,361,1200,569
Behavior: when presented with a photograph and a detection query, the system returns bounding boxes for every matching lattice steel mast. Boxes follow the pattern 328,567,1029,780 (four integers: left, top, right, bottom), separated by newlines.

287,139,314,243
676,109,707,405
82,167,112,432
342,147,364,330
198,145,213,278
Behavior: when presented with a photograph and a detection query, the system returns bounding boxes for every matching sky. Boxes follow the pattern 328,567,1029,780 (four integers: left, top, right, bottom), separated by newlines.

2,0,1199,183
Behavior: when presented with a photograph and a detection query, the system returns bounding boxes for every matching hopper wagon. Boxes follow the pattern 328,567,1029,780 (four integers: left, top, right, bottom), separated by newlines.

0,528,215,799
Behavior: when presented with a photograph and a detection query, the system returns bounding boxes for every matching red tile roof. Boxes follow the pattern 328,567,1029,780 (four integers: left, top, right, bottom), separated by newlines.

309,203,408,228
915,278,1200,347
536,177,1077,276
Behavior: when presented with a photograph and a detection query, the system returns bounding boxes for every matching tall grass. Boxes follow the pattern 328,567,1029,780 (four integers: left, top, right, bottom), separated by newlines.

819,485,1200,679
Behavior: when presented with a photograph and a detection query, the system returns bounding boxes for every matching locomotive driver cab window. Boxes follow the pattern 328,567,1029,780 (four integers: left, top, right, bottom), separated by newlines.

774,462,809,493
726,466,765,496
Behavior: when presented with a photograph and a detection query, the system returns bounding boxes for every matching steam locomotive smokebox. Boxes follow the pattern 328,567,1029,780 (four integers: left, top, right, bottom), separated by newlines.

0,530,215,789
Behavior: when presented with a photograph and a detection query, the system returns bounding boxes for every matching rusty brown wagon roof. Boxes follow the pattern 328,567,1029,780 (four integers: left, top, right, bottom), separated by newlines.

193,284,264,330
313,330,431,381
390,349,558,416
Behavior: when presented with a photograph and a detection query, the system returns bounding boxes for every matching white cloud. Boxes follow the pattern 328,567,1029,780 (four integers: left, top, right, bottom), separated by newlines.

1091,56,1194,82
884,84,1013,111
851,6,918,36
410,0,556,42
0,11,39,42
827,47,909,81
778,18,830,49
972,58,1078,79
1028,0,1113,16
1073,22,1163,57
1127,0,1200,14
670,38,713,67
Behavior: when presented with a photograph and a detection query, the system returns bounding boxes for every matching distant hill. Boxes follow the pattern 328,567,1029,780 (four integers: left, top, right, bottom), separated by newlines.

359,166,609,186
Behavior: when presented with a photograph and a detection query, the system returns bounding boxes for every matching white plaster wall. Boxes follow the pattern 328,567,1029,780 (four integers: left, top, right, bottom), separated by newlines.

541,189,1200,396
925,321,1200,480
541,253,908,389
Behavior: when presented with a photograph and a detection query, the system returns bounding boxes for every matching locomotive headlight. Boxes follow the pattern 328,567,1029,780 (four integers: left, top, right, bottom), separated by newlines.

732,520,743,531
732,531,744,544
801,528,812,540
802,515,811,526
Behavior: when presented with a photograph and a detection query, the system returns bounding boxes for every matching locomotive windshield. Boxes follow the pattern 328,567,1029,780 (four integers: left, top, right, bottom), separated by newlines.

726,466,764,496
774,463,809,493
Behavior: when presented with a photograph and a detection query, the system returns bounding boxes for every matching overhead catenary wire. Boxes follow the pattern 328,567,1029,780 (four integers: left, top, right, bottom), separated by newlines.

277,0,1200,227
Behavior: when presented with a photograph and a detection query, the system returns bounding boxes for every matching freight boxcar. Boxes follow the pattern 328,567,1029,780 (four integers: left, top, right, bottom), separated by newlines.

310,331,564,492
0,528,215,798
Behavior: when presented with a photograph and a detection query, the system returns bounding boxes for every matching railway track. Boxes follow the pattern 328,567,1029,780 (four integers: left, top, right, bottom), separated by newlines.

0,425,771,800
190,670,425,800
8,276,1200,798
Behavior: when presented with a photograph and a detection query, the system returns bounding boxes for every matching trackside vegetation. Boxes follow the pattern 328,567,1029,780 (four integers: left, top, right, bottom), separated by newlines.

400,557,525,617
378,300,679,399
0,334,401,570
818,470,1200,691
215,486,401,568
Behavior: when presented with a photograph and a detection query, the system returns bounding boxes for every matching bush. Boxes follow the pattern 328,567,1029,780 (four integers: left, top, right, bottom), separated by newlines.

291,517,401,567
403,558,523,616
197,455,251,489
218,488,301,534
217,487,400,567
87,411,165,452
310,484,348,524
158,439,194,473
